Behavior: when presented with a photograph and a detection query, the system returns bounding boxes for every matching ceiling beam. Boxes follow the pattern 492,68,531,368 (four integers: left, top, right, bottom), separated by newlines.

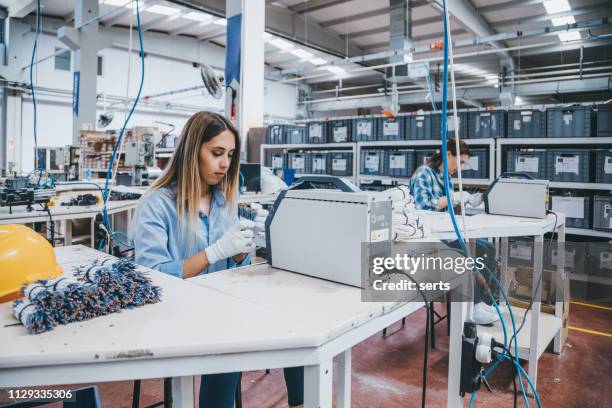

361,28,467,51
197,28,226,41
477,0,547,14
319,1,432,28
142,10,190,31
339,15,442,40
510,38,612,56
6,0,36,18
102,0,164,28
290,0,355,15
493,2,611,29
169,20,214,36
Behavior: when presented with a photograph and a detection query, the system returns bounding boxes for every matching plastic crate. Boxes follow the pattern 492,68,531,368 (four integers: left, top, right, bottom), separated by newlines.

306,122,328,144
468,111,506,139
547,149,590,182
352,118,378,142
267,125,285,144
508,238,534,267
431,112,468,139
461,148,488,179
406,114,434,140
284,125,306,144
594,149,612,184
506,149,548,179
545,243,586,275
415,148,439,167
378,117,405,141
507,110,546,138
593,195,612,231
328,119,352,143
329,152,353,176
596,104,612,137
287,152,310,174
586,243,612,278
268,152,286,169
385,150,416,177
309,152,329,175
361,149,386,175
549,195,591,229
546,106,593,138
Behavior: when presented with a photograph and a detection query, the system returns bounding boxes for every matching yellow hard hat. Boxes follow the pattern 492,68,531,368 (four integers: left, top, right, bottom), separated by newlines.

0,225,63,303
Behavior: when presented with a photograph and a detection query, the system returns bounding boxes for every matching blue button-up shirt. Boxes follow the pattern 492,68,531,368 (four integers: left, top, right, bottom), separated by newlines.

409,165,446,211
133,185,250,279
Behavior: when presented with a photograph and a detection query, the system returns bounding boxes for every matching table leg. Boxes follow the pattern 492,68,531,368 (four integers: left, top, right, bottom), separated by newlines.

528,234,544,392
447,287,467,408
90,217,95,248
64,220,72,246
337,349,351,408
500,237,509,306
171,376,194,408
554,223,566,354
304,360,333,408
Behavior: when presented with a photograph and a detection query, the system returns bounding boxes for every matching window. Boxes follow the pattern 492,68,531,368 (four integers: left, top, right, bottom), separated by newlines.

97,55,103,76
54,47,71,71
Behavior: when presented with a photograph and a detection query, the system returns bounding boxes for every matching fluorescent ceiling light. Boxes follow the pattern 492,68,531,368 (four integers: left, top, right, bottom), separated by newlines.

325,66,345,74
551,15,575,26
146,5,180,15
485,75,498,80
214,19,227,26
290,49,313,59
102,0,130,6
309,57,327,65
183,11,213,21
269,38,293,50
543,0,571,14
558,31,581,41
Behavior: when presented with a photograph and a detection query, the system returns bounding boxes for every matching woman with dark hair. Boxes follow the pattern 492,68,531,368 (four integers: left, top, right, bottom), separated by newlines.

132,111,304,407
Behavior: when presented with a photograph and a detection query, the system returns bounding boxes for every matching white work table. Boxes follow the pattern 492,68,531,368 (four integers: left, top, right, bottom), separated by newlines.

0,245,445,408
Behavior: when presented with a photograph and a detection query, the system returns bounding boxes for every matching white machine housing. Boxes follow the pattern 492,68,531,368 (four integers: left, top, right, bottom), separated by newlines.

267,189,392,287
485,178,549,218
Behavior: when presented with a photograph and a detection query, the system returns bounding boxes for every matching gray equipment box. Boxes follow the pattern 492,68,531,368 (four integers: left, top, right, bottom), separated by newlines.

506,149,548,179
406,114,434,140
385,150,416,177
309,152,329,175
329,152,353,176
306,122,328,144
596,104,612,137
352,118,378,141
586,243,612,278
468,110,506,138
415,149,439,167
361,150,386,175
594,149,612,183
268,152,286,169
461,148,488,179
485,178,549,218
547,149,590,182
287,152,310,174
507,110,546,138
549,195,591,229
546,106,593,138
593,195,612,231
378,117,405,141
328,120,352,143
431,112,468,139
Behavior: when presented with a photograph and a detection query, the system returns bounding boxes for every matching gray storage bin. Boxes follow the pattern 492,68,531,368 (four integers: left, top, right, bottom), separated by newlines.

509,238,534,267
545,242,586,275
431,112,468,139
594,149,612,183
406,114,434,140
415,149,439,167
461,148,488,179
549,195,591,228
352,118,378,142
506,149,547,179
361,149,386,175
307,122,328,144
284,125,306,144
468,110,506,139
385,150,416,177
378,117,405,141
546,106,593,138
329,152,353,176
547,149,590,182
268,152,286,169
587,243,612,278
596,104,612,137
593,195,612,231
267,124,285,144
507,110,546,138
309,152,329,175
328,120,352,143
287,152,310,174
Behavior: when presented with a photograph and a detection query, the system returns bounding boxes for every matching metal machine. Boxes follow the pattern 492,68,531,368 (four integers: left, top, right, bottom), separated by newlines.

484,173,549,218
35,146,80,181
122,137,156,186
0,178,55,214
265,177,392,287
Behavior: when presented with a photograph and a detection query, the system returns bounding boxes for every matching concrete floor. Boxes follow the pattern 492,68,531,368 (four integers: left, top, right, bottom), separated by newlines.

1,301,610,407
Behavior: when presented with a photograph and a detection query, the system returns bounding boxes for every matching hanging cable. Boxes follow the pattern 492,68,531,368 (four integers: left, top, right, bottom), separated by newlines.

30,0,43,186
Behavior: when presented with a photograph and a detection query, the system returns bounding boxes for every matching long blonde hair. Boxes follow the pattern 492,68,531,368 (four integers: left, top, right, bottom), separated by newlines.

151,111,241,234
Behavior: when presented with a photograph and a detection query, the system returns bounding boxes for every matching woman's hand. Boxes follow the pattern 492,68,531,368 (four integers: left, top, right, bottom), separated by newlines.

205,219,255,265
249,203,269,233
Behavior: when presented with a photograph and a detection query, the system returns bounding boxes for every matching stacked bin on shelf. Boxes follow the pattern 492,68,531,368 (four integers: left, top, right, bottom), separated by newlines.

586,243,612,278
544,242,585,275
506,109,546,138
415,149,439,167
352,117,378,142
329,152,353,176
546,149,590,182
287,152,310,174
593,195,612,231
594,149,612,183
461,148,488,179
267,124,285,144
431,112,468,139
549,194,591,228
596,104,612,137
468,110,507,138
284,125,306,144
306,122,328,144
268,152,286,169
546,106,593,137
360,149,386,175
385,150,416,177
506,149,548,179
406,114,434,140
378,117,405,141
309,152,329,175
328,119,352,143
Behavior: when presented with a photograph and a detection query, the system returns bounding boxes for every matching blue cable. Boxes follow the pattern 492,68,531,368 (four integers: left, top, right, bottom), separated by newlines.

30,0,43,186
500,355,543,408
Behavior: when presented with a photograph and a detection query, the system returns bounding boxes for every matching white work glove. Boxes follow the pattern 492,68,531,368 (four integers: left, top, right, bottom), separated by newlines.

467,192,483,207
249,202,269,233
451,191,473,206
205,219,255,265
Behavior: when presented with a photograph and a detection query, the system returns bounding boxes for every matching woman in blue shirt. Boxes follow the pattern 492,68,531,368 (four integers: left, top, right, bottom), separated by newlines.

133,111,304,408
